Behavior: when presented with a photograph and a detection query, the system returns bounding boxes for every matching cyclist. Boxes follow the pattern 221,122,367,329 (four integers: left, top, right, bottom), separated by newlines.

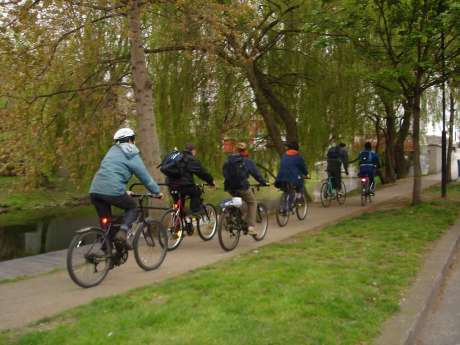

275,141,309,208
357,142,380,194
223,142,268,235
326,142,349,193
166,143,215,216
89,128,163,245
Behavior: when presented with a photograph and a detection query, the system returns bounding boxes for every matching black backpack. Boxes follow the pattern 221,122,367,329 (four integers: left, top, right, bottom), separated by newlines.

224,155,249,191
160,150,184,178
327,146,340,160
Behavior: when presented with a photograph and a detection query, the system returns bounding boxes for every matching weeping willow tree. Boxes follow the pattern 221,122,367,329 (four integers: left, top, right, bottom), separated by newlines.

0,0,398,187
0,2,131,187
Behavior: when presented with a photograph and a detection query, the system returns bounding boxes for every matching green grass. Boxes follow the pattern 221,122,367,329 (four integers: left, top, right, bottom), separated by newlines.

2,184,460,345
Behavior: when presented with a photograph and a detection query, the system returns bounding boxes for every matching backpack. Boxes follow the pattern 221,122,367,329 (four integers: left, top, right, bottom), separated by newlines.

224,155,249,191
160,150,184,178
359,151,376,165
327,146,340,160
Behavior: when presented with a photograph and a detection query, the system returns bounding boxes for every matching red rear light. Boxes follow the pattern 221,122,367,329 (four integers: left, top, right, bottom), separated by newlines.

173,203,179,209
361,178,367,182
101,217,109,225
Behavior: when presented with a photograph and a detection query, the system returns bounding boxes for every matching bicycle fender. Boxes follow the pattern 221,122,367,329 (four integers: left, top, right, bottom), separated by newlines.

75,227,102,234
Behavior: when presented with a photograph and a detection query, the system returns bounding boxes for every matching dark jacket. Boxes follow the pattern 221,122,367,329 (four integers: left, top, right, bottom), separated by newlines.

275,150,308,188
167,150,214,187
326,145,349,174
223,154,267,192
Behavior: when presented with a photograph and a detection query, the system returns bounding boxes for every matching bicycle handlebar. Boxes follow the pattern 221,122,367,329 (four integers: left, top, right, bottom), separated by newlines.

130,193,163,199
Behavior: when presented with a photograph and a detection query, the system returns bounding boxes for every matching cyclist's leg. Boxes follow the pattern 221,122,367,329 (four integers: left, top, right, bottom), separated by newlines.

295,183,304,199
239,188,257,229
90,193,112,230
182,185,202,215
103,194,139,232
331,169,341,190
369,169,376,192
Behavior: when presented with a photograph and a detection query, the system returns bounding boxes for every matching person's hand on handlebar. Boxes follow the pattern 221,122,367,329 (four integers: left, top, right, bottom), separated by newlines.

126,190,134,196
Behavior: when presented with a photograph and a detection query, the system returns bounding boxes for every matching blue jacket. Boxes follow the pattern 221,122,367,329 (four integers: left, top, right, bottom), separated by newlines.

275,150,308,188
358,150,380,168
89,143,160,196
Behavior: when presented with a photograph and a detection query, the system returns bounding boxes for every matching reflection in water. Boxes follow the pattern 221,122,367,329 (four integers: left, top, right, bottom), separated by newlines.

0,214,99,261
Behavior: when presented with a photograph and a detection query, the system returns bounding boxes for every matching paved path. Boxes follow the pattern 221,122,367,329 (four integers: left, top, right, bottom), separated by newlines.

416,243,460,345
0,175,441,331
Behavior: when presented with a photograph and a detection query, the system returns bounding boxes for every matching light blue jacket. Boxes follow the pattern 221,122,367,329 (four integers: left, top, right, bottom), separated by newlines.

89,143,160,196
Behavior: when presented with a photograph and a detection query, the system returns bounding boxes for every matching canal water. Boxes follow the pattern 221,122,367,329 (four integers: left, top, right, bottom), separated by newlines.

0,208,100,262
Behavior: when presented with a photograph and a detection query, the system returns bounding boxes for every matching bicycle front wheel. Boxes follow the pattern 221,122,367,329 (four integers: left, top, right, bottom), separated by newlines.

276,193,289,227
337,181,347,205
133,220,168,271
320,182,332,208
218,209,240,251
253,204,269,241
160,209,185,251
197,203,218,241
296,191,309,220
66,228,112,288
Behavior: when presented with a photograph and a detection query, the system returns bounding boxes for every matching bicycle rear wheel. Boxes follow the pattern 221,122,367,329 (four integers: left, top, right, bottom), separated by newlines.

197,203,218,241
295,191,309,220
66,228,112,288
320,182,332,208
218,209,240,251
337,181,347,205
361,183,367,206
276,193,289,227
133,220,168,271
253,204,269,241
160,209,185,251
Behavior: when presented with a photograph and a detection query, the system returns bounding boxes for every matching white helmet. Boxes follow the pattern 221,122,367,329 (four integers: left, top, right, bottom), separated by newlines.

113,128,135,141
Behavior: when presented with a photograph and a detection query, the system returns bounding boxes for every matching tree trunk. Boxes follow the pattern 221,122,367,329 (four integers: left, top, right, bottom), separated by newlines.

253,66,298,145
447,89,455,182
411,91,422,205
395,104,412,178
384,115,397,183
244,63,285,155
127,0,162,180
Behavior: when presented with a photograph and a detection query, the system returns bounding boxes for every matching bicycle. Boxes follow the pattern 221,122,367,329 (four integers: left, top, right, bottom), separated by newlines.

320,173,347,208
275,181,309,227
160,184,218,251
217,184,269,251
360,176,375,206
66,187,168,288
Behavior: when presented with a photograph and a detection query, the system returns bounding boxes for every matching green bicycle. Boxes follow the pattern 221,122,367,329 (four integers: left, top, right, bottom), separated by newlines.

320,175,346,208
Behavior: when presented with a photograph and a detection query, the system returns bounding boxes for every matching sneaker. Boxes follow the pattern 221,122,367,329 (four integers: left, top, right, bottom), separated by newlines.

114,230,132,250
114,230,127,242
247,226,257,236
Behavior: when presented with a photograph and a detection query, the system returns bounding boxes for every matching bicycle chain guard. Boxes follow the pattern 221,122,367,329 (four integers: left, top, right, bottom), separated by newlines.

113,242,128,266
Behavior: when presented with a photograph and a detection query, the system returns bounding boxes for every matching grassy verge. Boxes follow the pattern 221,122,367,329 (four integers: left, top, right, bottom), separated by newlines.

1,184,459,345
